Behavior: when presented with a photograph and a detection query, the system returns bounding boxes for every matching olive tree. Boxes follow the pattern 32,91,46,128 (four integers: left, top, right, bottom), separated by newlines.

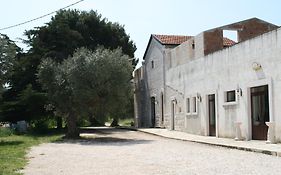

38,47,133,138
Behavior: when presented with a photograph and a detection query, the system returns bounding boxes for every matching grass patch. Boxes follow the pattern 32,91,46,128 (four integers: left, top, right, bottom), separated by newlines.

0,129,64,175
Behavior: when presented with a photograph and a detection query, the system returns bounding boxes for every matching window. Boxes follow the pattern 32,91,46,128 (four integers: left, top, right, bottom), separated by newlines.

192,97,197,113
223,90,239,107
226,90,236,102
151,60,154,69
186,96,198,115
186,98,190,114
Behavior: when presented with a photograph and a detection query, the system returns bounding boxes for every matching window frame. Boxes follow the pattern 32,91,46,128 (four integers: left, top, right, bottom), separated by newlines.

223,89,238,107
186,97,191,115
226,90,236,102
191,96,198,115
186,95,198,116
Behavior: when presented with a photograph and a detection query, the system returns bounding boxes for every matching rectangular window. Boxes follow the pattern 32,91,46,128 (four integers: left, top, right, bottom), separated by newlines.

151,60,154,69
186,98,190,114
192,97,197,113
226,90,236,102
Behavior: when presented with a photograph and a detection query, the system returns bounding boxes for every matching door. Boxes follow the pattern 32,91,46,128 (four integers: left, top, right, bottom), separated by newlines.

161,93,164,124
208,94,216,136
171,101,175,130
251,85,269,140
151,97,156,127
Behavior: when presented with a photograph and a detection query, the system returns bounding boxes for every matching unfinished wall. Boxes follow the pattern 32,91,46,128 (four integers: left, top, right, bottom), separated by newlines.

203,29,224,55
237,18,278,42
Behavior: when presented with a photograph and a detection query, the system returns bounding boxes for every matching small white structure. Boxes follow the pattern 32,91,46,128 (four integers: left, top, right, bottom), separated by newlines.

134,18,281,142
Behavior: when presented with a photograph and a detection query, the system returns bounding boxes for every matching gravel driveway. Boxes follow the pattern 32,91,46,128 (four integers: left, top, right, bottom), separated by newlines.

22,128,281,175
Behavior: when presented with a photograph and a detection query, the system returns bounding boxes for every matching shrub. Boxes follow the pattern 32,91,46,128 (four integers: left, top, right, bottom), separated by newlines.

0,127,14,137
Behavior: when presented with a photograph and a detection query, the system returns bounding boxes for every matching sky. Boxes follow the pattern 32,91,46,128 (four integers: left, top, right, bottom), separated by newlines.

0,0,280,67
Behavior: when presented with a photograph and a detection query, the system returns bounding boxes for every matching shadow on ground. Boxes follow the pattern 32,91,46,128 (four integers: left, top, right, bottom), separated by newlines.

59,127,153,146
80,127,132,135
0,140,23,146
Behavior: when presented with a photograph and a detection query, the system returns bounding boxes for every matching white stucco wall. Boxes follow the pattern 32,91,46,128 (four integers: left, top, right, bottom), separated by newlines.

165,28,281,141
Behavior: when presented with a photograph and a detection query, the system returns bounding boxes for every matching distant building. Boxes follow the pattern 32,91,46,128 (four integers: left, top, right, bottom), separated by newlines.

134,18,281,142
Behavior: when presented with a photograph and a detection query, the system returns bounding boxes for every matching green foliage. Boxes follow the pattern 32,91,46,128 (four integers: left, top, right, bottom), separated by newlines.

29,117,57,134
0,127,15,137
0,132,63,175
77,118,91,127
0,34,18,86
25,9,137,65
38,47,133,137
0,84,49,122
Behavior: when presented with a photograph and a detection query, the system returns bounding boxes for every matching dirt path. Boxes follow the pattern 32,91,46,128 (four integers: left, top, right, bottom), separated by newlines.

22,128,281,175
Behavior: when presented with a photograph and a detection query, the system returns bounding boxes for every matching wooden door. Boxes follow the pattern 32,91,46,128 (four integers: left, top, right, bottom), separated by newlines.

208,94,216,136
251,85,269,140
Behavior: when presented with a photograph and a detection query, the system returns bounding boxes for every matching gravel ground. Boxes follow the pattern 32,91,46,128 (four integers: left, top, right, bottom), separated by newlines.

22,128,281,175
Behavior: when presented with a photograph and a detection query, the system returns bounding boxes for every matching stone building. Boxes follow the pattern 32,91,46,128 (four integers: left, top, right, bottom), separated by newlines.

134,18,281,142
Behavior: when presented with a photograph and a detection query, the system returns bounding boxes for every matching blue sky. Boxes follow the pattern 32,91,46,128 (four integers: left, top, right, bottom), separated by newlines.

0,0,280,66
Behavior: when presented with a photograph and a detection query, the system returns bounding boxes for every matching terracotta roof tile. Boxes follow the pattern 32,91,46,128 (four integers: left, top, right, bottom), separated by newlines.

223,37,236,46
153,34,193,45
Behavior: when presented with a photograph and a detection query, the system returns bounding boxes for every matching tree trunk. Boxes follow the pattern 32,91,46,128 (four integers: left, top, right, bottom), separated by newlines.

65,112,79,138
56,116,62,129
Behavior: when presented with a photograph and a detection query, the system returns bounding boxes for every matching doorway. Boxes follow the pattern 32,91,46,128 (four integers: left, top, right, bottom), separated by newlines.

251,85,269,140
208,94,216,136
161,93,164,124
151,97,156,127
171,101,175,130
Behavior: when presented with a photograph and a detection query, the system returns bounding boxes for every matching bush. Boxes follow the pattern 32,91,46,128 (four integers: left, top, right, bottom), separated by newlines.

29,117,57,134
0,127,14,137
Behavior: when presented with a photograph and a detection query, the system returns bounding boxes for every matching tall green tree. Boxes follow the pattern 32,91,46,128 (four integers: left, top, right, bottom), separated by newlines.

38,47,133,138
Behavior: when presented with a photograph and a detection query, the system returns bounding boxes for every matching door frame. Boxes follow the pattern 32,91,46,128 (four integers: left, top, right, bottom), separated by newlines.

150,96,156,127
170,99,176,130
161,92,164,125
208,94,216,136
250,85,269,140
205,90,219,137
246,78,273,140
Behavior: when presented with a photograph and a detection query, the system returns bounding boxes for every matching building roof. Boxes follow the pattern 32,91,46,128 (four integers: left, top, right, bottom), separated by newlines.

223,37,236,46
152,34,193,45
153,34,236,46
143,34,237,59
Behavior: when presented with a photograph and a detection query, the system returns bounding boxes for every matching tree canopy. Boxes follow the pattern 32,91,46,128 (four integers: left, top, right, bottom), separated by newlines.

25,9,137,65
38,47,133,138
